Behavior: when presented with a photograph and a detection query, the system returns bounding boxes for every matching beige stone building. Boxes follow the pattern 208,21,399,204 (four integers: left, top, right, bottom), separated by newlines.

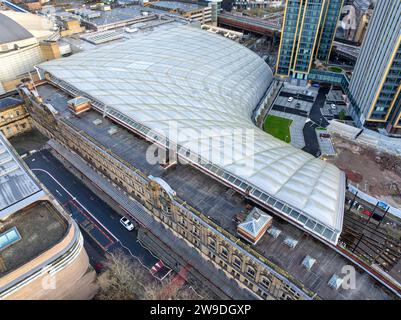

0,91,32,139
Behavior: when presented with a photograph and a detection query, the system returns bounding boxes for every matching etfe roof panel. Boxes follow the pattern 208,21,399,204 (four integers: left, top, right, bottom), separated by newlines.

38,25,345,237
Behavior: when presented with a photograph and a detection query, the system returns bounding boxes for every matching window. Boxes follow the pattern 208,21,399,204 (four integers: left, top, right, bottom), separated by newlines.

208,238,216,251
246,266,255,279
260,276,270,289
192,226,199,236
257,289,268,299
208,251,216,260
221,246,228,260
0,227,21,251
233,256,242,269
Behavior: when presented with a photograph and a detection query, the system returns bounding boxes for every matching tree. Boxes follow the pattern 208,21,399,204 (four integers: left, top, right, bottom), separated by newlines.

95,250,157,300
95,250,208,300
338,109,346,121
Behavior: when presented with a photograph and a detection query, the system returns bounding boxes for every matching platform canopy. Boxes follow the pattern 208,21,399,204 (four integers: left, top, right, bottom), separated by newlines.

38,25,345,242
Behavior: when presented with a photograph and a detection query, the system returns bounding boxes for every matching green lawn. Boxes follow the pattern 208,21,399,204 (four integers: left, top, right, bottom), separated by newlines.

328,66,343,73
263,115,292,143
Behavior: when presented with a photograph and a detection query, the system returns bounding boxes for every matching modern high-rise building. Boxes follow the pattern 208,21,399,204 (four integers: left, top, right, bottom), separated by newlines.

276,0,343,79
348,0,401,133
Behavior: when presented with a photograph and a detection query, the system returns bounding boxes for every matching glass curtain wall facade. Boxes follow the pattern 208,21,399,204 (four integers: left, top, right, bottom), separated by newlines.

316,0,343,61
276,0,343,79
348,0,401,133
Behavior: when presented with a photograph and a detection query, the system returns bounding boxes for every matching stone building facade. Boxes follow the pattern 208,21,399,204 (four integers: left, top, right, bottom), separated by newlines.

0,92,32,139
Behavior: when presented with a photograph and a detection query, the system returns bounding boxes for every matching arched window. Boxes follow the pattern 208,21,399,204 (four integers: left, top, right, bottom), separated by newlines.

233,256,242,269
260,276,270,289
208,237,216,251
246,265,256,279
220,246,228,260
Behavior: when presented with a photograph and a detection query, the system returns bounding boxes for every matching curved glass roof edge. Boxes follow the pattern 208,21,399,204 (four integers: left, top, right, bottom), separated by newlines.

43,72,340,245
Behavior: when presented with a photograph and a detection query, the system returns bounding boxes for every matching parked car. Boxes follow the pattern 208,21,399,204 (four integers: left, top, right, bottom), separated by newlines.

361,209,373,217
94,262,104,272
320,133,331,139
287,97,294,102
120,216,134,231
330,103,336,109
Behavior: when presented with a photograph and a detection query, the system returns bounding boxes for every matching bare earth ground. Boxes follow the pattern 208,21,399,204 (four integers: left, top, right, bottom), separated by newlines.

327,135,401,209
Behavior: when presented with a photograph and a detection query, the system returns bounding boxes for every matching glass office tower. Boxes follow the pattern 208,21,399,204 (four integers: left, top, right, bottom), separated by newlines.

348,0,401,133
276,0,343,79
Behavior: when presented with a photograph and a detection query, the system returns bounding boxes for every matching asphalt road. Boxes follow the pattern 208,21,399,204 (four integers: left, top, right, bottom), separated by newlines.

309,87,330,127
302,87,331,157
25,149,171,280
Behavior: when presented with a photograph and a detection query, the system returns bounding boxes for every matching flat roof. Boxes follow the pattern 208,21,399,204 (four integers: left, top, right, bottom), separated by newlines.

151,1,202,12
0,93,23,111
34,82,395,299
80,7,153,26
0,201,68,278
37,25,345,243
0,133,44,218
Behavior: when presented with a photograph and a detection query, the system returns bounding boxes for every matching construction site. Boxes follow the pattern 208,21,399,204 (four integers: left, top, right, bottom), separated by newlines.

328,135,401,211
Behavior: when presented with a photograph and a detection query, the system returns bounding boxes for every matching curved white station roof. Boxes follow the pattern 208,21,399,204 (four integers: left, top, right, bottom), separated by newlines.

38,25,345,239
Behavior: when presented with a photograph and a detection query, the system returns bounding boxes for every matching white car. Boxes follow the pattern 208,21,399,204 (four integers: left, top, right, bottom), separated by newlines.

120,217,134,231
331,104,336,109
124,27,138,33
288,97,294,102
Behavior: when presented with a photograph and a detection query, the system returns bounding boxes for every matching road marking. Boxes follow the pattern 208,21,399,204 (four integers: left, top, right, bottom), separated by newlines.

31,168,119,242
30,166,171,281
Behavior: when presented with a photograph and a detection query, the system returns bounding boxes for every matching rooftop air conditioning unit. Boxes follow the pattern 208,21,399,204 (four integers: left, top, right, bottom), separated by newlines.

267,227,281,239
93,119,102,126
108,126,118,135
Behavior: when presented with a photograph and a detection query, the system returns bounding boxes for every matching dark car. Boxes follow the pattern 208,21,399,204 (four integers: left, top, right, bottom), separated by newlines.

320,133,331,139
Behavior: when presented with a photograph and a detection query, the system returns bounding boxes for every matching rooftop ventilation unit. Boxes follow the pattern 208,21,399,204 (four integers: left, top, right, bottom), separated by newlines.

328,274,343,290
80,30,123,45
237,207,272,245
302,255,316,270
67,96,91,115
108,126,118,136
284,237,298,248
93,119,102,126
267,227,281,239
